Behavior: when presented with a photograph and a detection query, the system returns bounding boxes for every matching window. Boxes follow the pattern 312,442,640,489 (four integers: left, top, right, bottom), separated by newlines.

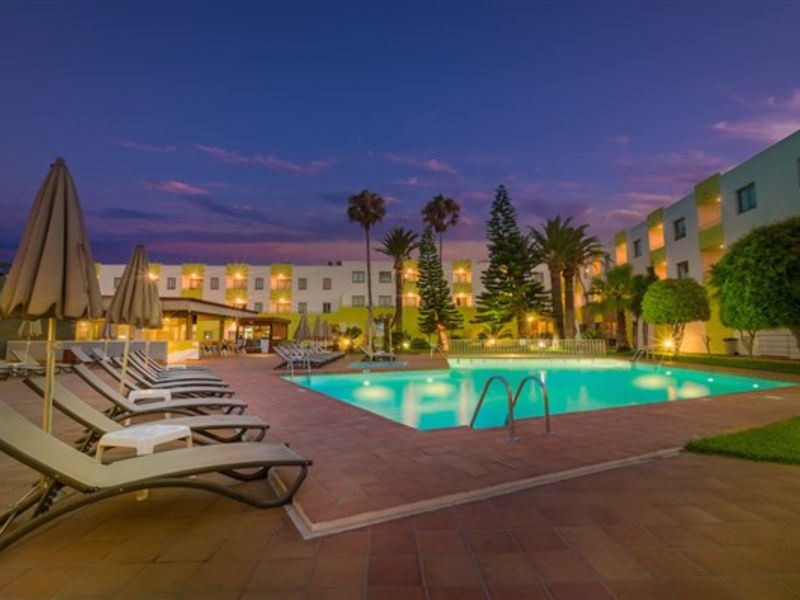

352,271,365,283
322,302,331,314
253,302,263,313
378,295,393,307
297,302,307,313
676,261,690,279
273,278,291,290
297,277,307,290
633,239,642,257
254,277,264,290
532,272,544,285
166,277,176,290
113,277,121,290
378,271,392,283
352,295,365,307
188,277,203,290
210,277,219,290
322,277,332,290
453,270,471,284
673,218,687,241
737,183,757,213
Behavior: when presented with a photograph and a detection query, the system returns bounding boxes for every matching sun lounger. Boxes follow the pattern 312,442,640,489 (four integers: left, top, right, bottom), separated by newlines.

126,353,224,383
25,377,268,445
71,364,247,417
67,346,97,364
0,398,310,552
359,345,397,362
132,349,209,372
97,359,234,398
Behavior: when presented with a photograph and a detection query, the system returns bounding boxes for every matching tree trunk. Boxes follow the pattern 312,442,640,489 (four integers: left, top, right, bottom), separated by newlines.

616,307,629,351
439,233,443,261
642,321,650,349
549,268,564,339
394,260,404,333
743,329,757,360
672,323,685,356
515,305,526,339
436,323,449,352
631,316,639,350
365,226,373,352
563,268,575,339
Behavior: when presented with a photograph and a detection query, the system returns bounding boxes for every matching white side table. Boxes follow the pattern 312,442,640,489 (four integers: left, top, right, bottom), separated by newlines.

97,424,193,500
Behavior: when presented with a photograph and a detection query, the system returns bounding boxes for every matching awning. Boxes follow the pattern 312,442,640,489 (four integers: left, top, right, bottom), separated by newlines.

102,296,257,320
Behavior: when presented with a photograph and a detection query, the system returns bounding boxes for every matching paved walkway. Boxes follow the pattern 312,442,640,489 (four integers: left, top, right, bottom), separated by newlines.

0,355,798,598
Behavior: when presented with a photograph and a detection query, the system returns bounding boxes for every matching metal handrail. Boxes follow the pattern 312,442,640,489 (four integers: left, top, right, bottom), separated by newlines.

508,375,552,434
469,375,516,441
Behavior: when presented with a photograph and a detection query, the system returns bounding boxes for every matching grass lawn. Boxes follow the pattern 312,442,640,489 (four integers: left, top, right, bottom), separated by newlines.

686,417,800,465
649,353,800,376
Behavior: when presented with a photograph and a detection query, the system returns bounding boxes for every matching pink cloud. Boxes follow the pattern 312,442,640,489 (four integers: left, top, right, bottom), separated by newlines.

615,149,726,188
386,153,458,175
144,180,211,196
712,89,800,143
113,139,176,153
194,144,330,174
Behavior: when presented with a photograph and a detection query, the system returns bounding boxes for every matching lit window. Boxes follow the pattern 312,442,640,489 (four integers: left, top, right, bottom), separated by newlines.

676,261,690,279
673,218,687,241
633,239,642,257
322,277,332,290
737,183,757,213
210,277,219,290
378,271,392,283
297,277,307,290
352,295,365,307
352,271,365,283
254,277,264,290
378,295,393,307
188,277,203,290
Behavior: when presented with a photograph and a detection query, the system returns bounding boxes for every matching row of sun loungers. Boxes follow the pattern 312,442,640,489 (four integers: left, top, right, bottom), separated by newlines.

273,342,344,370
0,346,312,552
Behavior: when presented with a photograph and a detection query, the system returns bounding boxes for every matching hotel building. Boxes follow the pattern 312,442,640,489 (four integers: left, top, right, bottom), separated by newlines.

608,129,800,357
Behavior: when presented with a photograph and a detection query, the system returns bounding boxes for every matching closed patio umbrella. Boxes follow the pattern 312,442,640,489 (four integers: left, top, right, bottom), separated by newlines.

294,311,311,341
17,319,42,363
105,245,162,393
321,319,331,340
0,157,103,433
311,315,322,340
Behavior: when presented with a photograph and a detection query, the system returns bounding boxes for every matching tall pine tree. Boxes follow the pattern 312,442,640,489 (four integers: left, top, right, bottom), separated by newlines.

475,185,547,337
417,227,463,350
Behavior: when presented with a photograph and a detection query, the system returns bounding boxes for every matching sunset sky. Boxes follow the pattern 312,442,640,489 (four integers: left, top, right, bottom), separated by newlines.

1,2,799,264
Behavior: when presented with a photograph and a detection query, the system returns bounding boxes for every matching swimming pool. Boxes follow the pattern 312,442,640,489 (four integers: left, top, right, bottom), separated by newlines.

286,358,792,430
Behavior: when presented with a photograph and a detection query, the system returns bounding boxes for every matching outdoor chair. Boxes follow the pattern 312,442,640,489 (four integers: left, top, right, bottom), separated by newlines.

95,359,235,399
0,398,310,552
72,364,247,417
25,377,269,446
106,358,233,394
126,353,223,382
133,349,209,372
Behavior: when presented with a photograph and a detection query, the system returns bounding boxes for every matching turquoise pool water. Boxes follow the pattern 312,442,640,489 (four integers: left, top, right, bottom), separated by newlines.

286,358,792,430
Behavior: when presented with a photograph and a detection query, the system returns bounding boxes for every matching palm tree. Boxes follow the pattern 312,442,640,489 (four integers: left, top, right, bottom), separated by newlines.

591,264,634,351
530,216,575,339
561,225,604,338
376,227,419,334
629,266,658,349
421,194,460,258
347,189,386,351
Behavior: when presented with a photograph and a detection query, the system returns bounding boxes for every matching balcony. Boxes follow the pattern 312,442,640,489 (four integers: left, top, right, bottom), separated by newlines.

698,221,724,251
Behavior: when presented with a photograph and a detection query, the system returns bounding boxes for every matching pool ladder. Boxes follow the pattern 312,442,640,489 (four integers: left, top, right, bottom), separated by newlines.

469,375,552,441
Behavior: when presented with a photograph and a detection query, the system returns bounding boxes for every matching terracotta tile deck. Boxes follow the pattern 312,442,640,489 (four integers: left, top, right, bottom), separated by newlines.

0,354,799,598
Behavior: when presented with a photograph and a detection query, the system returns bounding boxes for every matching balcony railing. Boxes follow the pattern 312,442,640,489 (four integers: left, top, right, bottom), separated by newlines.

449,338,606,357
698,217,722,232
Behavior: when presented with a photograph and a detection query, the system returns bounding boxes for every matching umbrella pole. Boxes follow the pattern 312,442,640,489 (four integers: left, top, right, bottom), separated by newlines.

43,317,56,433
118,330,133,395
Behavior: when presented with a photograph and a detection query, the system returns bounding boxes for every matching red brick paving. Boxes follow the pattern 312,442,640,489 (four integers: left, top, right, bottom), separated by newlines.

0,354,799,598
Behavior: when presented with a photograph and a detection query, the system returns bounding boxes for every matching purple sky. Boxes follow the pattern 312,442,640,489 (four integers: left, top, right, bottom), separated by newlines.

1,2,800,264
